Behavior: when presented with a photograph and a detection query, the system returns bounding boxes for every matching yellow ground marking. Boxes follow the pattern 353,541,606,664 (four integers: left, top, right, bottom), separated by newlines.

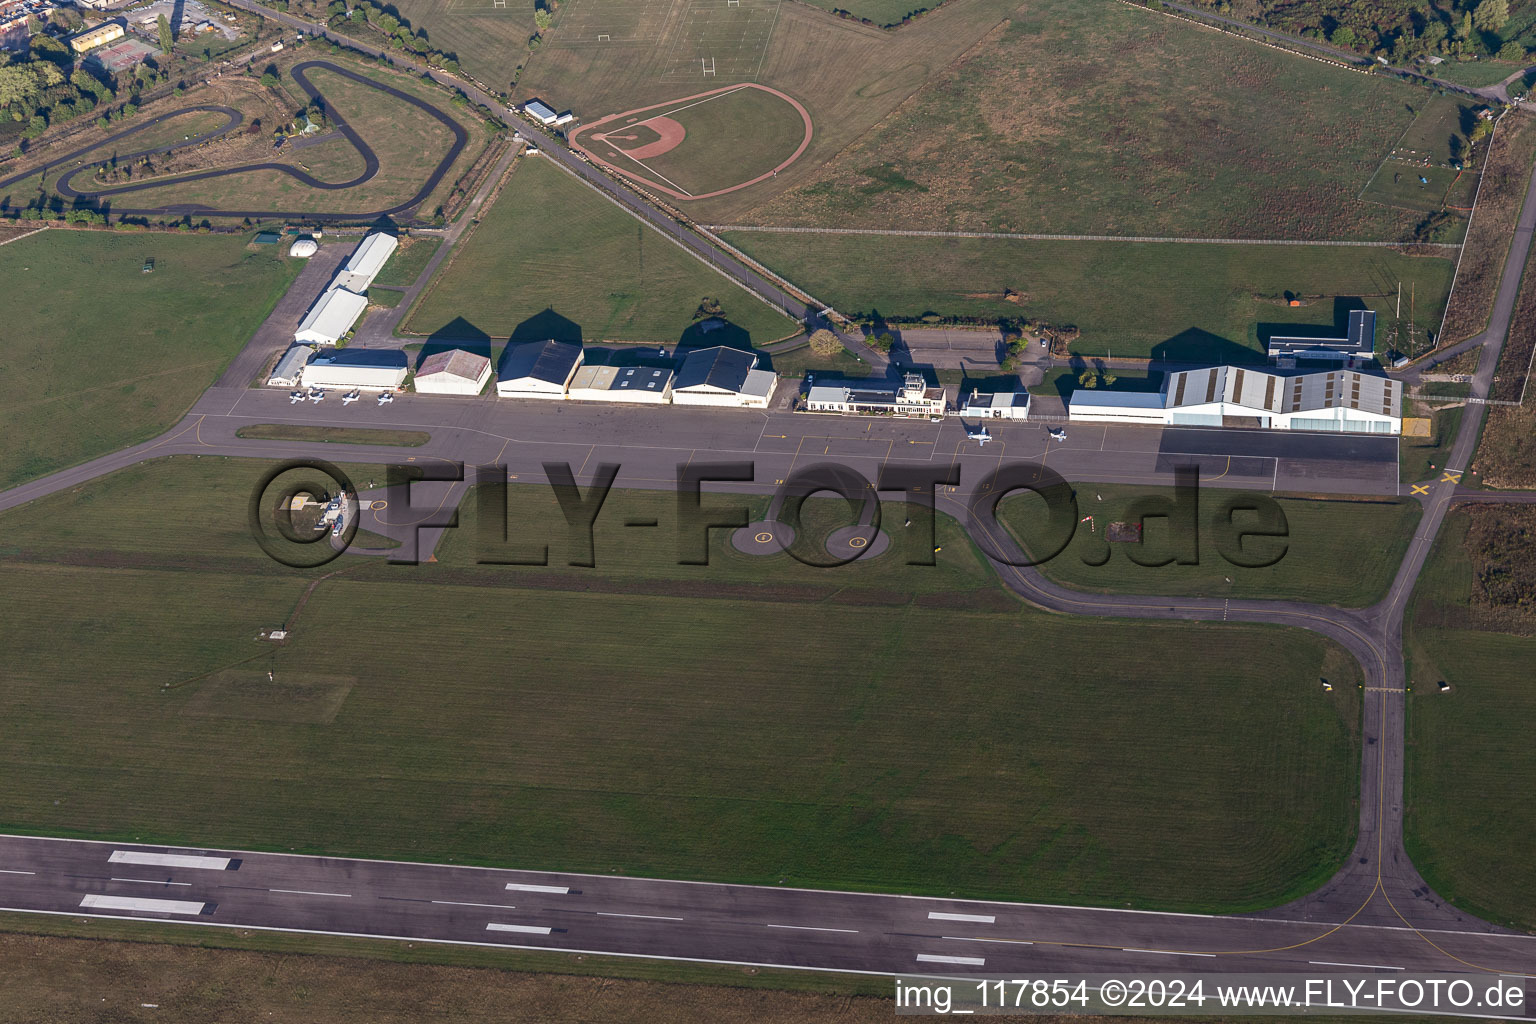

1441,470,1463,484
1410,484,1430,495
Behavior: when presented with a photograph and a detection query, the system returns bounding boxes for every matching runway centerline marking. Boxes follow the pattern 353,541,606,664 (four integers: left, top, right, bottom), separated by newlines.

1122,948,1216,957
1309,960,1404,970
271,889,352,898
944,936,1033,945
596,911,685,921
112,878,192,886
0,869,36,875
764,923,859,933
431,900,520,910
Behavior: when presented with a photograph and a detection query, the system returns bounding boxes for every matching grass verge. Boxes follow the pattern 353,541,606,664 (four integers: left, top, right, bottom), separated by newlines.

234,425,430,446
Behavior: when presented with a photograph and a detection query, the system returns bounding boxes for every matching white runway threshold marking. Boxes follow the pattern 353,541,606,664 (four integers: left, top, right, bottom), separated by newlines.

505,883,570,894
929,911,995,924
487,923,553,935
80,894,206,915
916,953,985,966
110,851,231,871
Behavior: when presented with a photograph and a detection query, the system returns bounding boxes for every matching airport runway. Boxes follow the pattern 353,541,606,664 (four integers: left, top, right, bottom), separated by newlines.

2,835,1533,978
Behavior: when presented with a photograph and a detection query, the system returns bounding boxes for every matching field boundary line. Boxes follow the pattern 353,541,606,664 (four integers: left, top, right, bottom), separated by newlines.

1435,113,1502,348
705,225,1445,247
0,226,47,248
1119,0,1373,78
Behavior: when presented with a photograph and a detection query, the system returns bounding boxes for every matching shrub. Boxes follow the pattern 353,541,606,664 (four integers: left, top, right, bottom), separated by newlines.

808,328,843,358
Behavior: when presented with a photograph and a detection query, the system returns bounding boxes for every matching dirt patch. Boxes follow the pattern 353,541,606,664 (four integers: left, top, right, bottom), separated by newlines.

1457,503,1536,634
600,116,686,160
182,670,355,724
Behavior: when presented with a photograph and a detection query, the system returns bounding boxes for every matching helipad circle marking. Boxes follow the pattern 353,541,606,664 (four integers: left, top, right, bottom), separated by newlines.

848,535,868,548
371,500,388,510
755,531,774,543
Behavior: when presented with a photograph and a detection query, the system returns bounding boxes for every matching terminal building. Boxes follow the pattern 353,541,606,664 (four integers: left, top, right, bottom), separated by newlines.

300,349,409,392
960,388,1030,420
671,346,777,409
497,339,583,399
1069,365,1401,434
805,373,945,418
567,364,674,404
1267,309,1377,365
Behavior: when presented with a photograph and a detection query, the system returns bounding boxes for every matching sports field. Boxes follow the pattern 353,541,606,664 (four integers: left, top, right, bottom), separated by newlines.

0,455,1361,911
0,230,300,490
999,485,1421,608
406,155,797,343
571,84,811,199
720,233,1456,358
1404,505,1536,931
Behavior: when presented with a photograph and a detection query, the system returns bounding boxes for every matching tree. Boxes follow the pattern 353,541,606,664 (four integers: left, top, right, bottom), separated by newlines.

534,7,551,30
157,13,173,54
1474,0,1509,33
1101,372,1118,387
809,328,842,358
1498,40,1524,61
1078,370,1098,389
377,12,398,33
260,72,279,87
0,65,39,107
1329,25,1356,48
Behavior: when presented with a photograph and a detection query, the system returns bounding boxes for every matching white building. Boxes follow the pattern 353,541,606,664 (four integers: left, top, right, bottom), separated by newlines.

567,364,674,403
1069,365,1401,434
301,349,409,391
294,287,369,345
331,232,398,293
289,238,318,258
1267,309,1377,366
267,344,313,387
961,388,1030,420
496,339,583,399
414,349,491,395
523,99,557,124
805,372,944,418
672,346,777,409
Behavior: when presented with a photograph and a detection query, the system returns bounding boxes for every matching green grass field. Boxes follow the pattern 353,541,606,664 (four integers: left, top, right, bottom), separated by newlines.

1404,507,1536,931
721,233,1455,359
998,485,1420,608
1400,406,1463,486
407,156,797,344
233,425,431,446
0,230,300,490
0,455,1362,911
740,0,1428,239
1359,97,1481,213
372,235,441,287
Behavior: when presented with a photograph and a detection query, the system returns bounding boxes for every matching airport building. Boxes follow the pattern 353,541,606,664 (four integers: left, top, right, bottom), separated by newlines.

414,349,491,396
671,346,777,409
497,339,583,399
300,349,409,391
1069,365,1401,434
961,388,1031,420
523,99,558,124
805,373,944,418
1267,309,1377,365
331,232,398,294
567,364,674,403
267,345,313,387
294,287,369,346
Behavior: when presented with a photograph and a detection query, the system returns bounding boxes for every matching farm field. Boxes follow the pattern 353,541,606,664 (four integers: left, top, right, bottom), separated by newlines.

721,232,1456,359
1404,505,1536,931
736,0,1431,238
406,155,797,344
0,455,1361,912
0,230,300,490
997,484,1421,608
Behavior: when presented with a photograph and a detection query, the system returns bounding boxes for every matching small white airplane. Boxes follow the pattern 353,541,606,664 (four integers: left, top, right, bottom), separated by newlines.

289,391,305,404
377,391,395,405
1048,427,1067,442
307,390,325,403
967,426,992,446
341,391,360,405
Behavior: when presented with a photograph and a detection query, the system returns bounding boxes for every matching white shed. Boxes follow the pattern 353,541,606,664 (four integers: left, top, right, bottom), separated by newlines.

414,349,491,396
671,346,777,409
289,238,319,258
568,364,674,403
331,232,398,293
267,345,313,387
294,287,369,345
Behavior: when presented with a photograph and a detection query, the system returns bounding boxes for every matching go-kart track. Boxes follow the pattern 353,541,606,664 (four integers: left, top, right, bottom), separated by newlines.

0,60,467,221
